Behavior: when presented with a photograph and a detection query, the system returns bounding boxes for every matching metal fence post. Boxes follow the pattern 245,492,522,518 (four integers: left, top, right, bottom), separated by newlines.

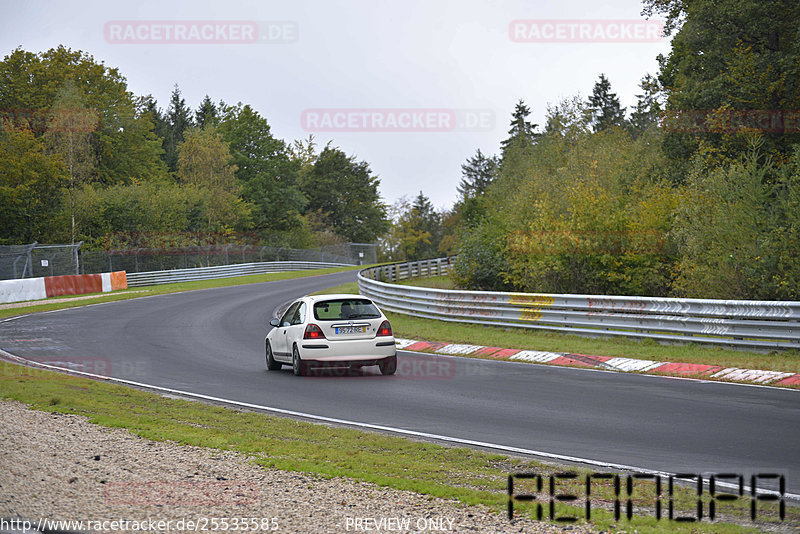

74,241,83,275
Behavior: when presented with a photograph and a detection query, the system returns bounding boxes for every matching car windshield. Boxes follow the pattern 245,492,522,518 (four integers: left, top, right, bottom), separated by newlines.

314,299,381,321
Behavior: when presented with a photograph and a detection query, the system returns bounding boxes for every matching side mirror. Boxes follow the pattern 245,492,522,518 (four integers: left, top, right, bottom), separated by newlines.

269,318,280,327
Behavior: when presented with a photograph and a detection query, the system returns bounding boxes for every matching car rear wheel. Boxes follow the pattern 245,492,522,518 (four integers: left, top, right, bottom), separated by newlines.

265,340,282,371
379,355,397,376
292,345,307,377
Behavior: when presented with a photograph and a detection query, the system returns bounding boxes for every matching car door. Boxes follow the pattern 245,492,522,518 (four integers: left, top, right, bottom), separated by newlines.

273,301,300,360
284,302,307,355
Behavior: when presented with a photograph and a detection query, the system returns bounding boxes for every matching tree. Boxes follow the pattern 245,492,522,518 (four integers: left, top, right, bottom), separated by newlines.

177,127,250,232
43,80,97,243
139,94,169,148
0,46,168,186
454,148,499,228
451,213,511,291
381,193,445,261
628,74,663,137
500,100,539,158
453,97,679,296
673,138,800,299
95,95,169,185
0,46,129,134
218,104,306,237
177,127,235,188
458,149,498,200
289,135,319,167
397,192,442,260
303,147,389,242
587,74,626,132
645,0,800,160
164,85,193,173
195,95,219,129
0,126,66,243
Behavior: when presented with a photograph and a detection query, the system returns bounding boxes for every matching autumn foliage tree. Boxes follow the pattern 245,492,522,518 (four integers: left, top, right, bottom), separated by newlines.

177,127,250,233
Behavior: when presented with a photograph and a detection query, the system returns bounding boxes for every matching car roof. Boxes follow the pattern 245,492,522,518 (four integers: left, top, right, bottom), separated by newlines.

304,293,372,303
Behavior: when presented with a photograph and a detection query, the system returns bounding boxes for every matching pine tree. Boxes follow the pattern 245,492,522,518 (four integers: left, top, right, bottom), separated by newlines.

195,95,219,129
164,85,193,173
458,149,498,200
393,192,442,260
500,100,539,157
587,74,626,132
138,94,170,159
628,74,662,137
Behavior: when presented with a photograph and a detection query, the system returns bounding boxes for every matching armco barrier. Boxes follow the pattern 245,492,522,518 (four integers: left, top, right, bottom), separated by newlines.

0,271,128,304
125,261,352,287
358,258,800,350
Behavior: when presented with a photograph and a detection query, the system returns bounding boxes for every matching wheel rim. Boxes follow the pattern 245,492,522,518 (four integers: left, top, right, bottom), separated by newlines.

293,348,300,374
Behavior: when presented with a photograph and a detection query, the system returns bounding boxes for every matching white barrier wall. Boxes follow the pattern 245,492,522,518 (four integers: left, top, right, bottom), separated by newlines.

0,271,127,305
0,278,47,304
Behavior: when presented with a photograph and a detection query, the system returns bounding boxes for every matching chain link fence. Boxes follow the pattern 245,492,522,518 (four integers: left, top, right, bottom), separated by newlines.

0,243,36,280
0,242,377,280
31,243,82,278
0,243,81,280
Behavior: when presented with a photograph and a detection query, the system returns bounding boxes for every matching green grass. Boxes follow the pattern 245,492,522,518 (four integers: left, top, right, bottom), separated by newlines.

0,266,360,320
313,281,359,295
395,274,455,290
0,360,790,533
379,278,800,374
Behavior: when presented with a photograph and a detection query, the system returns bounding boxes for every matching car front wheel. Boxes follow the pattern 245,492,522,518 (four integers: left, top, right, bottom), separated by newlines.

292,345,307,377
266,340,282,371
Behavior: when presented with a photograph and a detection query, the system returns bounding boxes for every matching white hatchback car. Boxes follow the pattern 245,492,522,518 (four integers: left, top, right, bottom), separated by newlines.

265,294,397,376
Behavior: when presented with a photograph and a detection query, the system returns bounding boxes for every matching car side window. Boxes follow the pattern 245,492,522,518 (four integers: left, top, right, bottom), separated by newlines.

280,302,300,327
291,302,306,325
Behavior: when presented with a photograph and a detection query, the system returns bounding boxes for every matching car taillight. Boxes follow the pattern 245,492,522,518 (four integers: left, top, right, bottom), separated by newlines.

377,320,392,337
304,323,326,339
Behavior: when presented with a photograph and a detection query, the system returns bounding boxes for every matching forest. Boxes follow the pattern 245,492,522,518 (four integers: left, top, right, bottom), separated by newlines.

0,46,388,251
442,0,800,300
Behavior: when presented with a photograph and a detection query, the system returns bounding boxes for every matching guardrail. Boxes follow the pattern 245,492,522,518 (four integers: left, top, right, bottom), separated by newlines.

127,261,352,287
358,258,800,350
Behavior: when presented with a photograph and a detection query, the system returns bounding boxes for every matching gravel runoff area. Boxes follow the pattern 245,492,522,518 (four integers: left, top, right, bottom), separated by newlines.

0,400,600,534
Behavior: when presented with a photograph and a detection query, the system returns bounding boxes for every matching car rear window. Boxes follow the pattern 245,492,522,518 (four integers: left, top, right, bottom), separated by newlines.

314,299,381,321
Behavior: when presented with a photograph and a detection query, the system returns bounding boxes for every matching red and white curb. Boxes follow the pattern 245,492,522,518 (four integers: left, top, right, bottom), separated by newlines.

394,339,800,388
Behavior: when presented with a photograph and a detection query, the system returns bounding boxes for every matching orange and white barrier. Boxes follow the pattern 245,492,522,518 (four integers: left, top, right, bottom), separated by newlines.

0,271,127,304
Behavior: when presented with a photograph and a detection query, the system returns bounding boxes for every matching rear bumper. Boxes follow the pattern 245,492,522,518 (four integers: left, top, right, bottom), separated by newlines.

298,337,396,363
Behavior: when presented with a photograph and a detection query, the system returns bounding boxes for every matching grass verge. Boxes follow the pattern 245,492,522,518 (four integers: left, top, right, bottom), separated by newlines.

0,360,791,533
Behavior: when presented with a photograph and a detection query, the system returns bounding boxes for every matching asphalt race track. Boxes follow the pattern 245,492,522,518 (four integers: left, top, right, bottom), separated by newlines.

2,270,799,494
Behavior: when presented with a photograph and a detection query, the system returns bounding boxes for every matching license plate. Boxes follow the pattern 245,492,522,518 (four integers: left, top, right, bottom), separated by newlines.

335,326,366,334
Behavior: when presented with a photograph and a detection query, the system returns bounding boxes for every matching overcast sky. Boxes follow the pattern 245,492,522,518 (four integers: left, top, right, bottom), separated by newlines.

0,0,671,210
